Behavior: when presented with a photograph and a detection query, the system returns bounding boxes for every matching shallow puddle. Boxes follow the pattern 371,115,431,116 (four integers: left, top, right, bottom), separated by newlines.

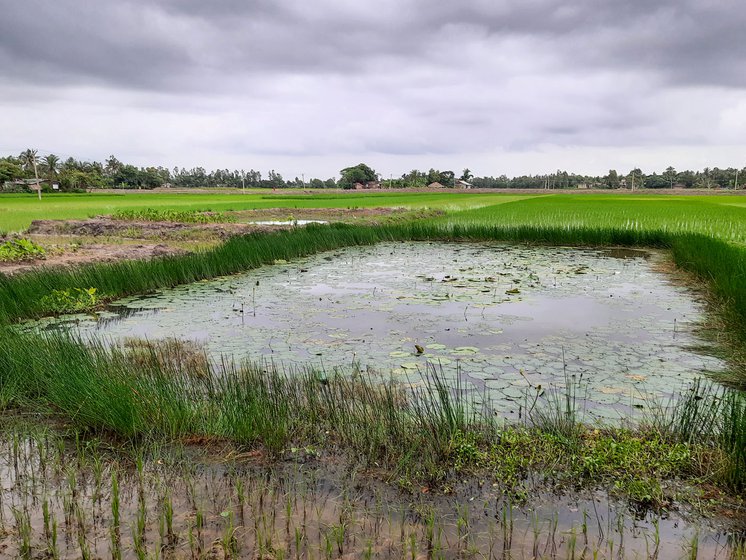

28,242,727,422
248,219,328,225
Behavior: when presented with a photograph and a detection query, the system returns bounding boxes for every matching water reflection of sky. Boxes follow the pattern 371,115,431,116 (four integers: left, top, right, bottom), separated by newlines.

28,242,727,422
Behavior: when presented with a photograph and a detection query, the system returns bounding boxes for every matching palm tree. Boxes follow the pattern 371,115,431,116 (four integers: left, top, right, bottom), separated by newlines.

20,149,42,200
43,154,60,181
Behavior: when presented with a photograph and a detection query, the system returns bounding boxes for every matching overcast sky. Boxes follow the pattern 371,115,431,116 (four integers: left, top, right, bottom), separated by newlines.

2,0,745,179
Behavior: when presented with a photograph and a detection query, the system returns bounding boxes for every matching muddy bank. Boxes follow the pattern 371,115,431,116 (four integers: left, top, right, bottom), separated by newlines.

27,217,268,238
0,242,186,275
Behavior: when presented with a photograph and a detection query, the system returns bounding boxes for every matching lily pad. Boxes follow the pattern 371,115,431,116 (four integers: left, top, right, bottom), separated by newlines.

453,346,480,354
400,362,421,370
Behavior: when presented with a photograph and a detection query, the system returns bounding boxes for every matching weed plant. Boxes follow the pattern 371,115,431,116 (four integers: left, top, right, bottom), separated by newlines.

38,287,101,314
0,238,45,262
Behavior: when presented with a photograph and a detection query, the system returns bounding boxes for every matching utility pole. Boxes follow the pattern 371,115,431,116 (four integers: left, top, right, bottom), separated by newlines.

735,169,739,190
241,169,245,194
33,157,41,200
302,173,305,189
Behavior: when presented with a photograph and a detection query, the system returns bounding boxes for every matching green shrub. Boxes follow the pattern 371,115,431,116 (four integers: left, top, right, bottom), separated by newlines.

39,287,101,313
0,238,45,262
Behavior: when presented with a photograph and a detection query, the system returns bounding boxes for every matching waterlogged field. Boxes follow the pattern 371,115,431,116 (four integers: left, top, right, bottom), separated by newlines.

0,424,737,560
27,242,726,422
2,191,745,243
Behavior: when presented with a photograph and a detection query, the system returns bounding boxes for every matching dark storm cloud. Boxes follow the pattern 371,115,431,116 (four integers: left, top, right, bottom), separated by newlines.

3,0,743,90
0,2,195,89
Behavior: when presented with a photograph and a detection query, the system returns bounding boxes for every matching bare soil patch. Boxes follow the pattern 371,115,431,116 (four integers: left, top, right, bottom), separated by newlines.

0,242,185,275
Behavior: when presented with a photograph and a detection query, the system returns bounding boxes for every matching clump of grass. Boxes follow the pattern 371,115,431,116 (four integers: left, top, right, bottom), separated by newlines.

0,237,45,261
646,378,746,491
111,208,236,223
529,363,586,445
0,329,493,481
121,337,211,379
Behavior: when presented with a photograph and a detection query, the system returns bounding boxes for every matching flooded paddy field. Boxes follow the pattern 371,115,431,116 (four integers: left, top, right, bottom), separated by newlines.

29,242,727,422
1,425,742,560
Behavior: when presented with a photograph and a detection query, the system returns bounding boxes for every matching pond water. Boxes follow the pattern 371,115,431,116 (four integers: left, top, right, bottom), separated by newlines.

249,219,328,225
30,242,726,422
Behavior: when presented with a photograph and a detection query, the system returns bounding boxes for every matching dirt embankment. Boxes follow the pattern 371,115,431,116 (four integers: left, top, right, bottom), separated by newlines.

27,218,256,238
0,242,185,276
1,207,419,276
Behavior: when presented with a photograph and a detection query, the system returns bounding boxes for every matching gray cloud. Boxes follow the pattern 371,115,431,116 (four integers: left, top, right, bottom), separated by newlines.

1,0,744,176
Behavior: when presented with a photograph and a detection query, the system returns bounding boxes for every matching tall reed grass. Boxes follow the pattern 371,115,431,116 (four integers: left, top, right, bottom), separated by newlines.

0,329,496,480
2,326,743,489
646,378,746,491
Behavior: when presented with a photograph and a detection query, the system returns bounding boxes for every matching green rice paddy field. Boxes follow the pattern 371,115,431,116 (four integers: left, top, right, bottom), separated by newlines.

0,191,516,233
2,190,745,242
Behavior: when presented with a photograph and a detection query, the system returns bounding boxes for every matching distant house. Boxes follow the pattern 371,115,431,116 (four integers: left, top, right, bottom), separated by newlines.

354,181,381,190
455,180,473,189
577,183,589,189
428,182,445,189
2,178,46,193
353,182,365,190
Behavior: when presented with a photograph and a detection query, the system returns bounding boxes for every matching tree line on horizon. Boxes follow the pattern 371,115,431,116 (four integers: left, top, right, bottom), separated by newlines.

0,151,743,193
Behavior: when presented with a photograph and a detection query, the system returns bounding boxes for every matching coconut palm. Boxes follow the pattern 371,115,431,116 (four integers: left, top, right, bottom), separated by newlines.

19,149,37,171
43,154,60,180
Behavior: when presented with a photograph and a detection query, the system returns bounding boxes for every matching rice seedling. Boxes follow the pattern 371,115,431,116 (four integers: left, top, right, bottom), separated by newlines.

111,207,237,223
12,507,32,559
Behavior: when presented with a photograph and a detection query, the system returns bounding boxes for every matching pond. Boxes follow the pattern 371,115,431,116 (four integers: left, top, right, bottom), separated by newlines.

29,242,726,422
